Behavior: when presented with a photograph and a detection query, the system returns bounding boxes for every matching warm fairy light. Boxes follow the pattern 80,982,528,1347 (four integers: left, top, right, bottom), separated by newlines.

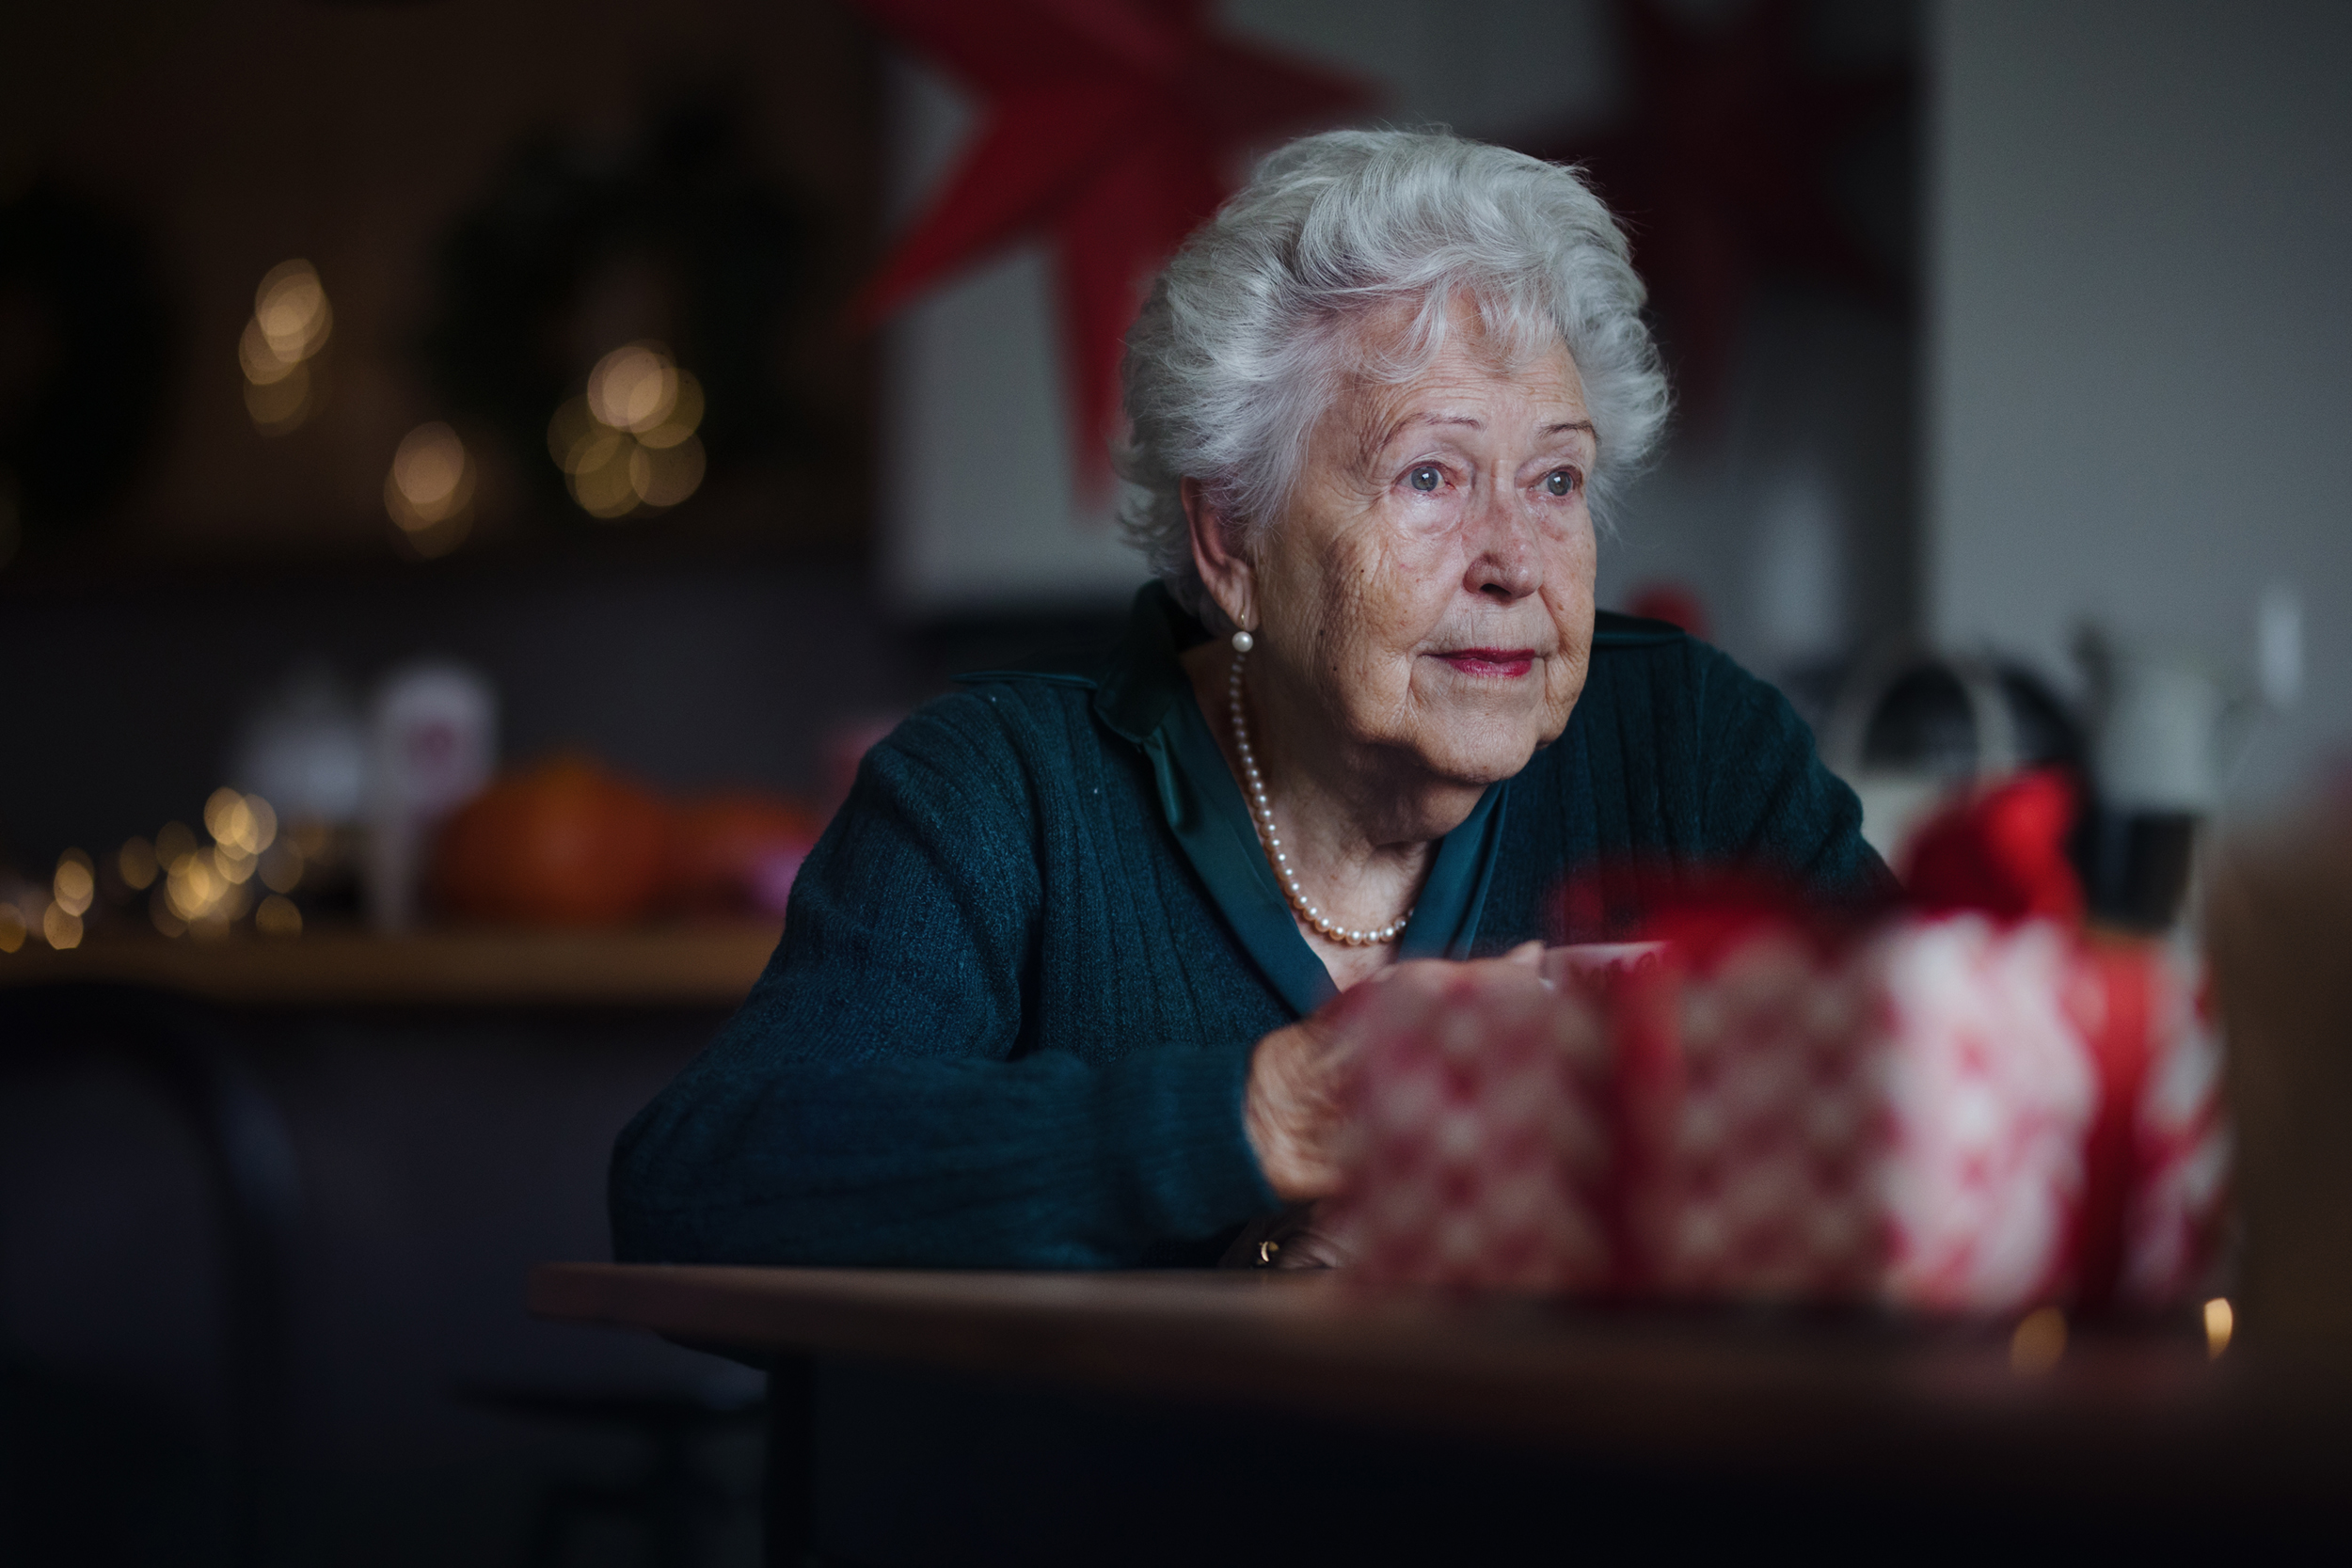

569,437,640,519
637,372,704,450
547,397,599,472
201,787,278,855
254,260,332,361
628,435,706,509
175,864,250,930
206,786,248,844
53,850,95,917
256,894,303,938
242,260,331,436
119,835,159,891
586,342,677,434
239,318,301,385
2204,1297,2234,1359
42,902,82,950
2009,1306,2067,1375
552,347,707,519
388,424,471,520
0,904,24,953
245,359,313,436
151,897,186,939
384,423,476,559
244,794,278,853
155,820,198,873
166,851,225,922
561,424,626,481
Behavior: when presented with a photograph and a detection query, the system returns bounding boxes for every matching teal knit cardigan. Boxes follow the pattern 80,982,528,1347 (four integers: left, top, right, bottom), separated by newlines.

611,588,1888,1270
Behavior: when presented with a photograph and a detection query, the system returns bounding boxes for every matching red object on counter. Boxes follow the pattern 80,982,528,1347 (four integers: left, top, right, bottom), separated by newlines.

1624,582,1711,641
666,792,823,918
432,755,672,927
1903,768,2086,924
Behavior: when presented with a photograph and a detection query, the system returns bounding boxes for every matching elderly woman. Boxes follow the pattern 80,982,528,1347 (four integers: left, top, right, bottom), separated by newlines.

612,130,1887,1270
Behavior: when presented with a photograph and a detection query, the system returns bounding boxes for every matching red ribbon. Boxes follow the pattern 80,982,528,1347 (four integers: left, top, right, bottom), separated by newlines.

2065,938,2158,1314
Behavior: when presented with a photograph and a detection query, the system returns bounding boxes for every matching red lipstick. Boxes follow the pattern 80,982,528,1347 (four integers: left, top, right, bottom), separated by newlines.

1437,648,1537,678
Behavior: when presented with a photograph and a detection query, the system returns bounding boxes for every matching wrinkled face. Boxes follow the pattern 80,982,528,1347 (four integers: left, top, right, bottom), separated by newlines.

1246,308,1599,789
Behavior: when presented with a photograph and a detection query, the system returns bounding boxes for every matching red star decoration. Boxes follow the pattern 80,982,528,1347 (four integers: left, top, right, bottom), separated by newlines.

1518,0,1910,423
851,0,1374,494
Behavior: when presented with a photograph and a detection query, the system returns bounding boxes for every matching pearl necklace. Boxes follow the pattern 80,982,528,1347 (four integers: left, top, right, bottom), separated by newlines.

1227,653,1411,947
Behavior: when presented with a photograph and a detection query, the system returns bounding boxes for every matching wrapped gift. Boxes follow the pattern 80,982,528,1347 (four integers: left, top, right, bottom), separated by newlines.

1617,915,2102,1314
1335,915,2228,1315
1327,971,1613,1293
2114,946,2231,1308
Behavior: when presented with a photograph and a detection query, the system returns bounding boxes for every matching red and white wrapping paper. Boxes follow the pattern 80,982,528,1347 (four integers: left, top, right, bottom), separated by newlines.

2116,952,2232,1308
1636,917,2099,1313
1329,974,1613,1293
1335,916,2229,1316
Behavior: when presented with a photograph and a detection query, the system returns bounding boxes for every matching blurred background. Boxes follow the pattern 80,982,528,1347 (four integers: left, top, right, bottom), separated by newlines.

0,0,2344,1563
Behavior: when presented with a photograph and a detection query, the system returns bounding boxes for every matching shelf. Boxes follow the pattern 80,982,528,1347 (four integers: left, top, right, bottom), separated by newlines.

0,924,781,1008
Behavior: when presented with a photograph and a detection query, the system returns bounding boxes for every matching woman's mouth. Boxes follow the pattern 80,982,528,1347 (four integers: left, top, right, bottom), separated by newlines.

1435,648,1537,678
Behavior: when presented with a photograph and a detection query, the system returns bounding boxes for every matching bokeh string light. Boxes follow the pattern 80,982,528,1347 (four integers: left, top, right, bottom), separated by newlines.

53,850,95,917
2204,1295,2234,1358
40,903,80,950
385,421,476,558
118,835,158,892
44,848,94,949
141,785,281,937
548,341,707,521
0,791,308,952
241,260,333,436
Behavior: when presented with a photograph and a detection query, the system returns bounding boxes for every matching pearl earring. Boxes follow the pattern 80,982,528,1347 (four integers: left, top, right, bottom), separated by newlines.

1231,629,1254,655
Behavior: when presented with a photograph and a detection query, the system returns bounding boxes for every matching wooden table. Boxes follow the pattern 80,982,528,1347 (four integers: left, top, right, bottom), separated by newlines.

0,924,780,1007
531,1263,2352,1563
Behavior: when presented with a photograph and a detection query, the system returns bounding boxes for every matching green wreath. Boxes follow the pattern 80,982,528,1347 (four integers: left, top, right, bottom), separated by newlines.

421,101,810,524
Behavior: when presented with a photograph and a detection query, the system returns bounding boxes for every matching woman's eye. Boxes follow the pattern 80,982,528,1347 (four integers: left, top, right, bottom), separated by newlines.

1407,465,1442,493
1544,468,1580,498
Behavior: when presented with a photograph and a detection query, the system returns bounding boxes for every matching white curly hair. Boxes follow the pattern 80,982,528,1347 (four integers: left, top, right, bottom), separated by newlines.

1116,128,1670,628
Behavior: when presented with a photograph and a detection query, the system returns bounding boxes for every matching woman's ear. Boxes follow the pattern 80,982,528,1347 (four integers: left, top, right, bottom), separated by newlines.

1182,478,1257,631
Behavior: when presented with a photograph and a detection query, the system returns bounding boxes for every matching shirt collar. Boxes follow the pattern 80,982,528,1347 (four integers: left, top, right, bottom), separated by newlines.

1092,584,1508,1017
1090,582,1198,746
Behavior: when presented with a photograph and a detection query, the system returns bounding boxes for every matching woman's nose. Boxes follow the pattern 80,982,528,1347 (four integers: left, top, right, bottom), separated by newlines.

1464,492,1541,602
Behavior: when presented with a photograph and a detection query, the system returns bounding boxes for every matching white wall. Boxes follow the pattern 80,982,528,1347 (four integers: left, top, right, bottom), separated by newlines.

1929,0,2352,807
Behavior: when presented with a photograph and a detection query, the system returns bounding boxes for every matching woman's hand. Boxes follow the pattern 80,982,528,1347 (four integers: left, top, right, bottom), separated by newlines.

1240,1010,1356,1203
1242,942,1549,1201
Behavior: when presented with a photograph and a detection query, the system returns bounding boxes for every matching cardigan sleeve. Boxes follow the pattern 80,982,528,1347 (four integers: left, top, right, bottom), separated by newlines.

1690,641,1899,909
608,695,1278,1270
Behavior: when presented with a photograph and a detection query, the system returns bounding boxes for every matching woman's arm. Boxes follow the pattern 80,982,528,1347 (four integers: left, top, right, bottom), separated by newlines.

609,693,1278,1269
